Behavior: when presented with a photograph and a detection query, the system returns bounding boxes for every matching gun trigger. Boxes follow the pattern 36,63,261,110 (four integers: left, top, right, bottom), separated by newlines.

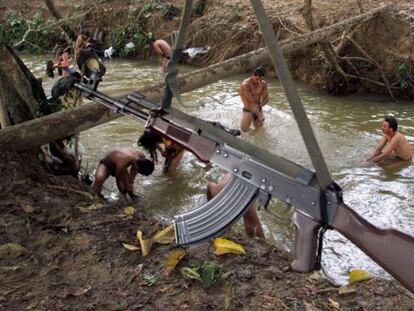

257,189,271,210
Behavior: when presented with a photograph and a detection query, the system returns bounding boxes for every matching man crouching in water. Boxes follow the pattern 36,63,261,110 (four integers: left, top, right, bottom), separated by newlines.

240,67,269,132
367,115,413,163
92,148,154,201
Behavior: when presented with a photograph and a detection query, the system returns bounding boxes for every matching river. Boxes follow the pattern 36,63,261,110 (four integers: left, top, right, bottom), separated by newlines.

25,56,414,285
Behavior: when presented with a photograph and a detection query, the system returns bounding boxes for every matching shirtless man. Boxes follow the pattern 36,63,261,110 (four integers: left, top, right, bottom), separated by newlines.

92,148,154,201
152,39,172,74
207,173,265,238
240,67,269,132
367,116,413,163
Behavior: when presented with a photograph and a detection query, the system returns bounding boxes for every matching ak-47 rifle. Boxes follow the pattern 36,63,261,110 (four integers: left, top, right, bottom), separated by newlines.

75,82,414,293
74,0,414,294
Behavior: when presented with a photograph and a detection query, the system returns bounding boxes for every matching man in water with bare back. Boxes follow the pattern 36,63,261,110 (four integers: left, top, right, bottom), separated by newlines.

367,115,413,163
92,148,154,201
240,67,269,132
152,39,172,74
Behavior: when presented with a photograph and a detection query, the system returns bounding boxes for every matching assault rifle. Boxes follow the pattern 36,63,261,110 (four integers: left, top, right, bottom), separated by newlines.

75,82,414,294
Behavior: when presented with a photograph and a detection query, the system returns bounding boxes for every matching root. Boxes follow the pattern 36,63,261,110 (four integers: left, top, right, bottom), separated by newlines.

46,184,95,201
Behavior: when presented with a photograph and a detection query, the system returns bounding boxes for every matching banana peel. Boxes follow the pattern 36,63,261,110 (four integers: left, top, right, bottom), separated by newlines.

136,224,176,256
122,243,140,251
153,225,175,244
136,231,154,257
164,249,186,276
213,238,245,256
348,269,373,284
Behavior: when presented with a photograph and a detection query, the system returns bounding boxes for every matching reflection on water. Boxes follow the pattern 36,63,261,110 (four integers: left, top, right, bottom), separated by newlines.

26,55,414,285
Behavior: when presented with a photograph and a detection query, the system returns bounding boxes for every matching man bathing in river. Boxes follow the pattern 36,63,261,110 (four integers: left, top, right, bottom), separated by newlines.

367,115,413,163
240,67,269,132
152,38,172,74
92,148,154,201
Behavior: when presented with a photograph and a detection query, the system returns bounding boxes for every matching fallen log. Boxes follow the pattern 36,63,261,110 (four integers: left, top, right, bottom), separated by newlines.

0,5,388,152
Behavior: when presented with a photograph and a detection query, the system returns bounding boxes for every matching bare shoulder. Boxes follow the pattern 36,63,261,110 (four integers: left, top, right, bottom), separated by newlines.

241,78,252,89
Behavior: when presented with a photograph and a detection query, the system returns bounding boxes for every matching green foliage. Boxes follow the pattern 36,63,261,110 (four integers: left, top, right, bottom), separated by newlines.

181,261,231,288
396,63,413,90
108,1,163,58
0,11,57,53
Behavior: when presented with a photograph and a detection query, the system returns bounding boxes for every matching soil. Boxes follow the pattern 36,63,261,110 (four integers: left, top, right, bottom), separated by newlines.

1,153,414,311
2,1,414,310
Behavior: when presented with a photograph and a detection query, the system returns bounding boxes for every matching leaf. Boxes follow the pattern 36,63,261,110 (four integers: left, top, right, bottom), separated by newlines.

338,285,356,295
214,238,245,255
181,267,201,281
123,206,136,216
136,231,154,257
348,269,373,284
144,274,161,286
0,243,26,259
153,224,175,244
200,261,219,288
122,243,140,251
0,266,19,273
164,249,186,276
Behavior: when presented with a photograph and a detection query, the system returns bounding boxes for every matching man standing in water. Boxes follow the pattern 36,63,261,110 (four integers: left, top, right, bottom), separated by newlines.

92,148,154,201
240,67,269,132
152,38,172,74
367,115,413,162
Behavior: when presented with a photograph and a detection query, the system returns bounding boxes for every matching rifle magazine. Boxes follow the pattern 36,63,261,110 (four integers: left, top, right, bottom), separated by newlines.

174,175,258,245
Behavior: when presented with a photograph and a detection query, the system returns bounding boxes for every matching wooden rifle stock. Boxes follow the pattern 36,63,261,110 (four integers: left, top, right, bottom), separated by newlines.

332,203,414,293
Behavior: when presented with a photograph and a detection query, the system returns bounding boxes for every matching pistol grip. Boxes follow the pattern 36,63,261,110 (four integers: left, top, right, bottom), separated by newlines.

290,211,321,272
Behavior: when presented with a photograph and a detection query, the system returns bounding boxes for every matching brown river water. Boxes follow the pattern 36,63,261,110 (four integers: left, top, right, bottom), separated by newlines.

25,56,414,285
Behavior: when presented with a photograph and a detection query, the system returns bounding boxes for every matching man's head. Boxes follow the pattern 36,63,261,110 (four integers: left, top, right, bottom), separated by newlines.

136,158,155,176
383,115,398,134
253,67,266,78
137,129,163,162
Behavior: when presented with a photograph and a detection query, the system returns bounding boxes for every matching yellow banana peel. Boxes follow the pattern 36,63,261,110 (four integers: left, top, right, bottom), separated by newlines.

164,249,186,276
153,224,175,244
213,238,245,256
348,269,373,284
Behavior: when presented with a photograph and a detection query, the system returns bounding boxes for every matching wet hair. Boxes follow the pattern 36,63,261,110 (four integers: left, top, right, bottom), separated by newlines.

384,115,398,131
136,158,155,176
254,66,266,77
137,129,163,162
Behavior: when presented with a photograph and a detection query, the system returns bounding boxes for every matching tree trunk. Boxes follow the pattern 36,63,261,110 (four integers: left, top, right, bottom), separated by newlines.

0,5,388,152
0,44,49,125
44,0,77,41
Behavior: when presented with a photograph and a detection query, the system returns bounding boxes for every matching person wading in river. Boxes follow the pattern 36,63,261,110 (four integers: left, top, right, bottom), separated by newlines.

367,115,413,163
92,148,154,201
240,67,269,132
152,38,172,74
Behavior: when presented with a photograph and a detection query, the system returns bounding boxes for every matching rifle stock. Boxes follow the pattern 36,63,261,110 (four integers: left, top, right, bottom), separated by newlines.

332,203,414,293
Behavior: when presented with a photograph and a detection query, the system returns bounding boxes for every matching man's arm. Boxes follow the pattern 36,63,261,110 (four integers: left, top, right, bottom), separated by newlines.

260,81,269,107
367,136,387,161
115,168,128,194
368,136,398,162
127,166,138,192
